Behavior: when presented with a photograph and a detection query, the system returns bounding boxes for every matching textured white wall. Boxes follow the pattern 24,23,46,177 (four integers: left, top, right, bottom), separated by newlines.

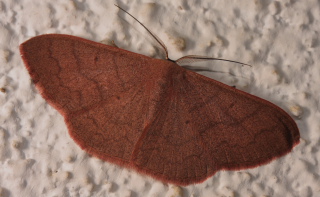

0,0,319,196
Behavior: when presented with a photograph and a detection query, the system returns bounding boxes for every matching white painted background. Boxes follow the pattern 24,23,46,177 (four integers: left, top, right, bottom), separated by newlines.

0,0,319,196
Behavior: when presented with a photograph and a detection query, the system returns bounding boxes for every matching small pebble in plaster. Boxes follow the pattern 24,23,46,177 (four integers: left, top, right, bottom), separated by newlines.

82,176,91,185
85,183,94,192
148,182,167,196
238,172,252,181
52,170,71,181
166,33,186,51
63,155,75,163
0,87,6,93
270,175,279,183
140,3,157,19
11,138,23,149
60,171,71,180
288,103,303,118
259,67,281,86
166,185,182,197
0,49,9,63
264,15,276,29
266,52,281,65
79,184,94,197
100,37,118,48
299,137,306,144
213,36,225,47
268,1,281,15
303,33,318,49
103,181,113,192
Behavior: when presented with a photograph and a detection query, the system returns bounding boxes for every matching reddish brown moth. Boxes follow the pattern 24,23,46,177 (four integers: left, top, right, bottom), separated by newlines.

19,6,300,186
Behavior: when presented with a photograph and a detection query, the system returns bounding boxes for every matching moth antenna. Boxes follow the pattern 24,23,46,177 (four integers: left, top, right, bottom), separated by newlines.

115,5,251,67
115,4,170,60
180,65,249,79
176,55,252,67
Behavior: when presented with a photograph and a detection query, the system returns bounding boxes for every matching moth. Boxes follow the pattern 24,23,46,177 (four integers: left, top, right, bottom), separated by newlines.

19,5,300,185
